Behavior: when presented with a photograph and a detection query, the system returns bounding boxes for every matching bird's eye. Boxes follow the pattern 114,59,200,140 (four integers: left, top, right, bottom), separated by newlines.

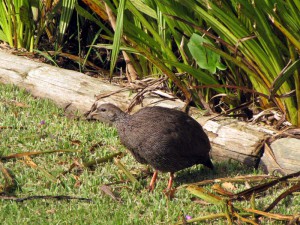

100,108,106,112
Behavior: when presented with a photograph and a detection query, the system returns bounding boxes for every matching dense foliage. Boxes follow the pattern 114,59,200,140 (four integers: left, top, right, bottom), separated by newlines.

0,0,299,126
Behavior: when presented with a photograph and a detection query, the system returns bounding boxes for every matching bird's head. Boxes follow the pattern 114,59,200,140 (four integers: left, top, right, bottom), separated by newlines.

86,103,125,125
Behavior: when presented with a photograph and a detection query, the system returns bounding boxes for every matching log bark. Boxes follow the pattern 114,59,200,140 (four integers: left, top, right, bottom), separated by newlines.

0,51,299,173
0,51,185,113
203,119,268,167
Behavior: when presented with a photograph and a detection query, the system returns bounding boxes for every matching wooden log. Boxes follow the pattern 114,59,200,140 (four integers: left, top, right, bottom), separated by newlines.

1,51,298,172
203,119,269,167
0,51,185,113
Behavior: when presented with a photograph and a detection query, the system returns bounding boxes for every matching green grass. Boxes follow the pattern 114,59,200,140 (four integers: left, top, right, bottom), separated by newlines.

0,84,299,225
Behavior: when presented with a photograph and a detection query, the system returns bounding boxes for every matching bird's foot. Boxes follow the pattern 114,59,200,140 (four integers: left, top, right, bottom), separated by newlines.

163,188,176,199
148,183,155,192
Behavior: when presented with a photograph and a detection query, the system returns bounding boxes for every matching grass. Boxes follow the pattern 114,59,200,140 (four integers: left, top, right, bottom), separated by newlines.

0,84,299,225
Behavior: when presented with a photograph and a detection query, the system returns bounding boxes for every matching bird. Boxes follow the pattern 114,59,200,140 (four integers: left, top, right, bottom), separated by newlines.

87,103,213,192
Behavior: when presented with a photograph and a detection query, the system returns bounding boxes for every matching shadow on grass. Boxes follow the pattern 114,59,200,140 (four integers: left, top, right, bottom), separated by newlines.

174,159,258,187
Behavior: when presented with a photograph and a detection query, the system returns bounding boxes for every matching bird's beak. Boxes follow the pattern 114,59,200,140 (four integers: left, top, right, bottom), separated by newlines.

86,110,98,120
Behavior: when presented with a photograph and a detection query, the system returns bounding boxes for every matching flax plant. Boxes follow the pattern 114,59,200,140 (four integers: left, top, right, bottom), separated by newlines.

171,0,300,125
93,0,299,125
0,0,35,50
0,0,76,51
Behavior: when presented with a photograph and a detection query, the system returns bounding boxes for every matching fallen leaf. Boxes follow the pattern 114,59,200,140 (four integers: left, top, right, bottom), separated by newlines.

222,182,237,191
13,101,29,108
46,209,56,214
191,197,211,205
100,185,122,203
70,140,81,146
212,184,234,197
245,181,251,189
89,141,104,153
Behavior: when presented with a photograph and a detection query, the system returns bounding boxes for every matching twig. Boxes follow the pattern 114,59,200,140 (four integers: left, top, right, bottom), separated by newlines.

0,195,92,203
243,208,293,221
178,175,279,189
232,171,300,200
264,182,300,212
1,149,79,160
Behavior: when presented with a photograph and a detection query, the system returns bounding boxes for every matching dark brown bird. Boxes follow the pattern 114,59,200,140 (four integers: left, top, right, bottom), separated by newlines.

88,103,213,191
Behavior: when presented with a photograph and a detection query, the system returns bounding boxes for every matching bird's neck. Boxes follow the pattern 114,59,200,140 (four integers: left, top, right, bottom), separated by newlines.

115,112,130,125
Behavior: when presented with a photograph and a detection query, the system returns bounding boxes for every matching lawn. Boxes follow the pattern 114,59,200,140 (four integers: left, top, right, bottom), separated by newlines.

0,84,299,225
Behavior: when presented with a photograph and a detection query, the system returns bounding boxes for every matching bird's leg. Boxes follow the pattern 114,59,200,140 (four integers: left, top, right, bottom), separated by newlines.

163,173,176,198
148,170,158,192
167,173,174,190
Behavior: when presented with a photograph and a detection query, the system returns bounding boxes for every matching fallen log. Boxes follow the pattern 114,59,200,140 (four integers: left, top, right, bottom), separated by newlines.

0,51,298,172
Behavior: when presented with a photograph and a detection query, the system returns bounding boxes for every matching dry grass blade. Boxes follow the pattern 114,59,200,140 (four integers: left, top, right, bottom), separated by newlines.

212,184,234,198
0,195,92,202
186,185,223,205
83,152,123,168
88,141,104,153
178,175,278,188
127,77,167,112
60,160,83,177
185,172,300,224
1,149,79,160
95,87,130,100
243,208,294,221
0,161,17,193
232,171,300,200
22,156,57,183
113,158,139,184
174,213,227,225
288,216,300,225
233,212,258,225
0,126,26,129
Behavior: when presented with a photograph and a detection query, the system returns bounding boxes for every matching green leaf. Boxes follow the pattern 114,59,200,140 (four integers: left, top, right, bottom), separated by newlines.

58,0,76,44
74,2,113,36
270,60,300,97
163,59,224,93
110,0,126,77
186,185,224,205
188,33,226,74
19,5,32,25
130,0,157,19
0,30,8,42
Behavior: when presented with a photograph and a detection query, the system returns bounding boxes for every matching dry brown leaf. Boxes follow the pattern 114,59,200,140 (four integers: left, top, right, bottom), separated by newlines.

70,140,81,146
222,182,237,191
190,197,211,205
100,185,121,203
245,181,251,189
74,180,82,188
46,209,56,214
89,141,104,153
212,184,234,197
62,159,84,176
23,155,37,168
0,161,17,193
12,101,29,108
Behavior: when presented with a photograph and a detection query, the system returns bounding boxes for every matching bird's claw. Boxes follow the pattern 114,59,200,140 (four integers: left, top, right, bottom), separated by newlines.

163,188,176,199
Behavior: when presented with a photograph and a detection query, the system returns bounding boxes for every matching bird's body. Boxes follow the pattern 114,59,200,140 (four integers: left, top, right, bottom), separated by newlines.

88,103,213,190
